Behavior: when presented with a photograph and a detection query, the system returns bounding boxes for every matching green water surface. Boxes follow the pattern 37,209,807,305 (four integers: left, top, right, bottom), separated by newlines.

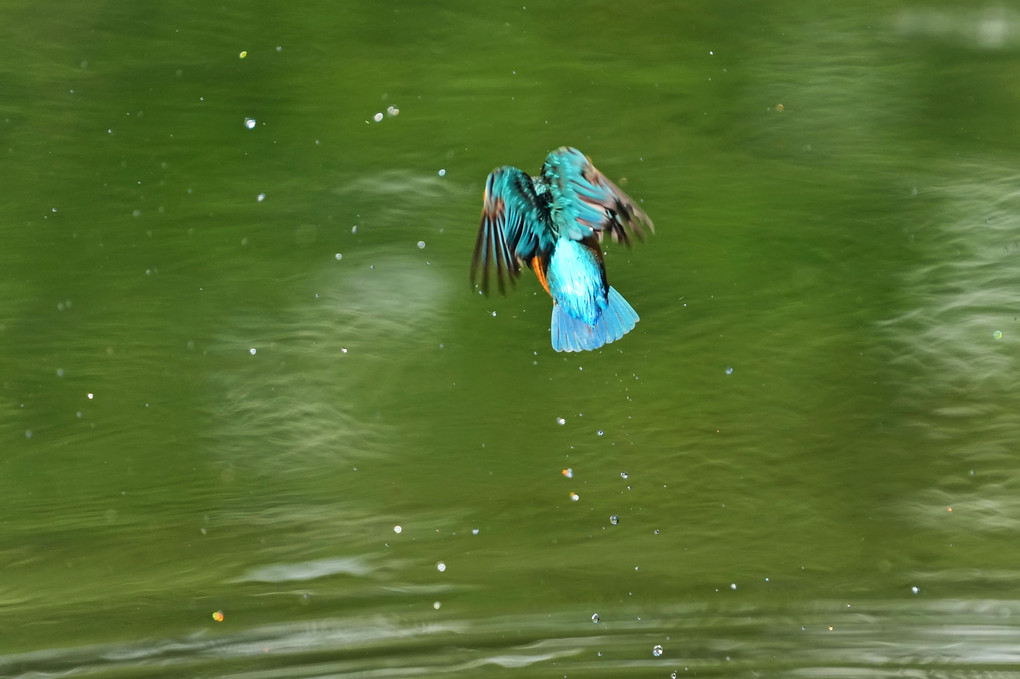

2,1,1020,677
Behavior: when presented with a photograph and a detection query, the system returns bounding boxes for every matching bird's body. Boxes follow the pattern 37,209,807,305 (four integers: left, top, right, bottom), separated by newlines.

471,147,653,352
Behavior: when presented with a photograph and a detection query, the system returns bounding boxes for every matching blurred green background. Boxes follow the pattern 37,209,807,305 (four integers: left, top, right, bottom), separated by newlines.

3,1,1020,676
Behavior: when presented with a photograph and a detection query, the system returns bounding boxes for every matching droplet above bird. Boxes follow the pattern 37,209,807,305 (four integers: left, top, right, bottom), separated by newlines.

471,147,654,352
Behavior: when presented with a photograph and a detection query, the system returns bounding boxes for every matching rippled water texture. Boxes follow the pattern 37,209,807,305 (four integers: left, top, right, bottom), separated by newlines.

3,2,1020,677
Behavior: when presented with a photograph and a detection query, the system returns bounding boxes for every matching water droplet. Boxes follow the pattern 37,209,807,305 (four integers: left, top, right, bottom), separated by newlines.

653,644,663,657
373,112,383,122
335,253,343,261
562,468,573,479
239,51,247,59
591,613,600,623
386,105,399,116
471,528,479,535
609,515,619,525
244,117,256,129
911,586,919,594
437,561,446,573
393,525,402,534
438,168,446,177
556,417,566,425
620,471,629,480
993,330,1003,340
730,583,737,590
87,392,94,400
257,193,265,202
725,366,733,375
433,601,441,609
340,347,348,354
249,348,256,355
569,492,579,501
597,429,604,436
351,225,358,233
417,241,426,249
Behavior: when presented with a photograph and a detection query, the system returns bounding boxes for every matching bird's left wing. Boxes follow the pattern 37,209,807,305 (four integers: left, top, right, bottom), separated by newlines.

471,167,548,294
542,147,654,245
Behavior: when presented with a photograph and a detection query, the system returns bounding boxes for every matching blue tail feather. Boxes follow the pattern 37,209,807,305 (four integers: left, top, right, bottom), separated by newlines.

550,286,638,352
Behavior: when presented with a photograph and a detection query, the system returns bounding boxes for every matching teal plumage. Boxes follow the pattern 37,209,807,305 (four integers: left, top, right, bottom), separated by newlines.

471,147,654,352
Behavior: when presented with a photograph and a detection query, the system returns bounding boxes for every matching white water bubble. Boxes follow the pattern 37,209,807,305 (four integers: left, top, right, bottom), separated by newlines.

335,253,343,261
386,105,399,116
556,417,566,425
373,112,383,122
438,168,446,177
244,117,256,129
437,561,446,573
417,241,426,249
609,515,619,525
393,525,402,534
653,644,663,657
249,347,256,355
257,193,265,202
591,613,600,623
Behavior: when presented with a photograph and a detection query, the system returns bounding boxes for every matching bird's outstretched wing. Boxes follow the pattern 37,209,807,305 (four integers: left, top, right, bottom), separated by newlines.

471,167,551,294
541,147,654,245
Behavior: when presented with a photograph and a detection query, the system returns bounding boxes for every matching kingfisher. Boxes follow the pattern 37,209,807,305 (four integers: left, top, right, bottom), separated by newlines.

471,146,654,352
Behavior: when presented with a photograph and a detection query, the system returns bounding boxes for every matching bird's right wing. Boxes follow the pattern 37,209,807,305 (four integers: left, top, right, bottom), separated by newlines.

541,147,654,246
471,167,549,294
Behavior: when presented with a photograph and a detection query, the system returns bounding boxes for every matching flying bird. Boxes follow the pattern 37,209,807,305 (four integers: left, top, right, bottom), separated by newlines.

471,146,653,352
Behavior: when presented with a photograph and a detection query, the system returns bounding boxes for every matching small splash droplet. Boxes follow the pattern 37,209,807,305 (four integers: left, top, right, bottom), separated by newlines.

609,515,619,525
335,253,343,261
471,528,479,535
239,51,247,59
87,392,94,400
569,492,579,501
351,225,358,233
340,347,348,354
730,583,737,590
393,525,402,534
437,561,447,573
562,468,573,478
257,193,265,202
386,105,399,116
725,366,734,375
212,610,224,622
433,601,441,609
244,117,256,129
653,644,663,657
591,613,600,623
373,112,383,122
417,241,426,249
993,330,1003,340
597,429,604,436
620,471,629,480
249,348,256,355
438,168,446,177
556,417,566,425
911,586,919,594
